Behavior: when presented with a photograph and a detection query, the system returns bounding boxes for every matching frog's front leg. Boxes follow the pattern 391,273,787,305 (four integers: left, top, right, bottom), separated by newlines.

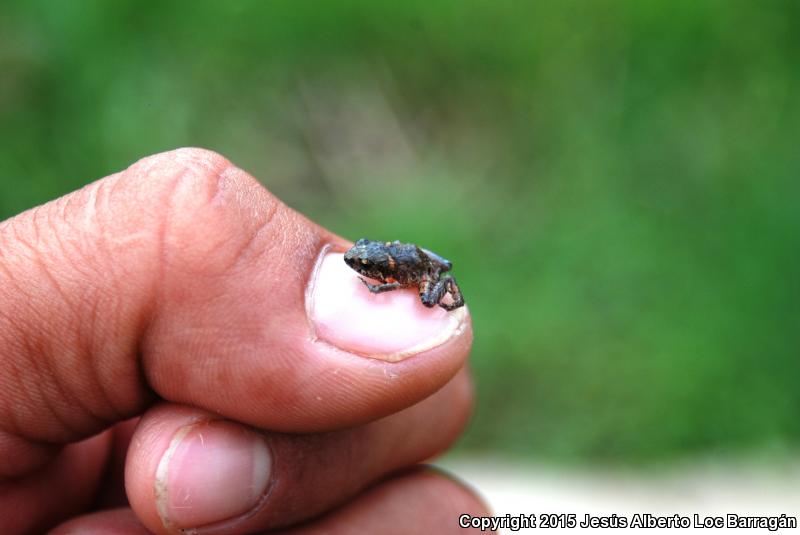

420,275,464,310
359,278,403,294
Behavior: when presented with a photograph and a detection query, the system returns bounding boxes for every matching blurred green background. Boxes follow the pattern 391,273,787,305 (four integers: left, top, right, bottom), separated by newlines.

1,1,798,463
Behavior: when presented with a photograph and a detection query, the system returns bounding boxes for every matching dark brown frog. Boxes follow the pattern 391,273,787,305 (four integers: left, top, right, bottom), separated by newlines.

343,238,465,311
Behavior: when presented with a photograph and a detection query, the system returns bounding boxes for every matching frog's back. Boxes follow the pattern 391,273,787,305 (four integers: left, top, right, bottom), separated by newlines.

384,241,421,274
386,240,452,271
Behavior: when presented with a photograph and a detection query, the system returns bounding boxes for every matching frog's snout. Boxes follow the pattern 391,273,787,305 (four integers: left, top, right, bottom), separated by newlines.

344,239,371,266
343,245,365,270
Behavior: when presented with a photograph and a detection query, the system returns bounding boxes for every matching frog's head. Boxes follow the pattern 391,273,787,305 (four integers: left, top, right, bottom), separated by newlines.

343,238,390,281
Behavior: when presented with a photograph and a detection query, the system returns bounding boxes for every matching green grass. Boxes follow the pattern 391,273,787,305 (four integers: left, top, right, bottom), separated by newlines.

1,0,798,462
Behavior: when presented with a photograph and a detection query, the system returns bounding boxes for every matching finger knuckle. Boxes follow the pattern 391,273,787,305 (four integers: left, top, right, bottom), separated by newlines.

124,147,284,280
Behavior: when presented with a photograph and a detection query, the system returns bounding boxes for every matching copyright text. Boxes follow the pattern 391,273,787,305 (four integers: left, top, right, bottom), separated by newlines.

458,513,797,531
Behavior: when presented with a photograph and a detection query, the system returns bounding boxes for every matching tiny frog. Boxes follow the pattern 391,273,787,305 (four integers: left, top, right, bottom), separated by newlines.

343,238,465,311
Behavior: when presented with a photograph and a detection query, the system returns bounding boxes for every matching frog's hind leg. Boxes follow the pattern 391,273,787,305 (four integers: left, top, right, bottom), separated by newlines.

420,275,465,310
419,279,438,308
440,275,465,310
359,278,402,294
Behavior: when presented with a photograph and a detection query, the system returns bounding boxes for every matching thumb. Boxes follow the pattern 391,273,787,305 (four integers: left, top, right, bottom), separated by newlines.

0,147,471,473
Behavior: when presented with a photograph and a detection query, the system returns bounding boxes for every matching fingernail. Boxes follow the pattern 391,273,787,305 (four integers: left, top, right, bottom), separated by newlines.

156,421,271,530
307,250,468,361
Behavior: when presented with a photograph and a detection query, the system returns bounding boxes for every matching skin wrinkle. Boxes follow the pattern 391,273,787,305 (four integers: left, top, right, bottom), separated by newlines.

0,234,28,303
18,333,76,441
0,317,38,436
83,181,134,421
0,339,27,439
49,187,122,427
4,215,41,290
39,323,113,440
62,301,111,426
84,287,122,423
46,199,82,277
12,335,42,436
0,309,32,436
30,235,115,437
4,215,37,265
27,229,72,318
172,148,233,208
104,172,125,211
219,188,281,277
0,299,25,348
208,154,232,207
84,180,117,284
92,308,129,424
58,184,73,224
201,166,273,278
85,177,144,423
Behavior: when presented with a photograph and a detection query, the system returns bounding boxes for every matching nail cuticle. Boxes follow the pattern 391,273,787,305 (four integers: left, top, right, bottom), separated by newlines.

156,423,196,532
305,243,335,343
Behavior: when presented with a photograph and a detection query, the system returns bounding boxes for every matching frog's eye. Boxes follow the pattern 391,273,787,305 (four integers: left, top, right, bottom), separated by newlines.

409,272,418,281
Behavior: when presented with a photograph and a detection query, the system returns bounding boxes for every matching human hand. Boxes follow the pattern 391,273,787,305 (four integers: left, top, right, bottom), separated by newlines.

0,149,488,534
